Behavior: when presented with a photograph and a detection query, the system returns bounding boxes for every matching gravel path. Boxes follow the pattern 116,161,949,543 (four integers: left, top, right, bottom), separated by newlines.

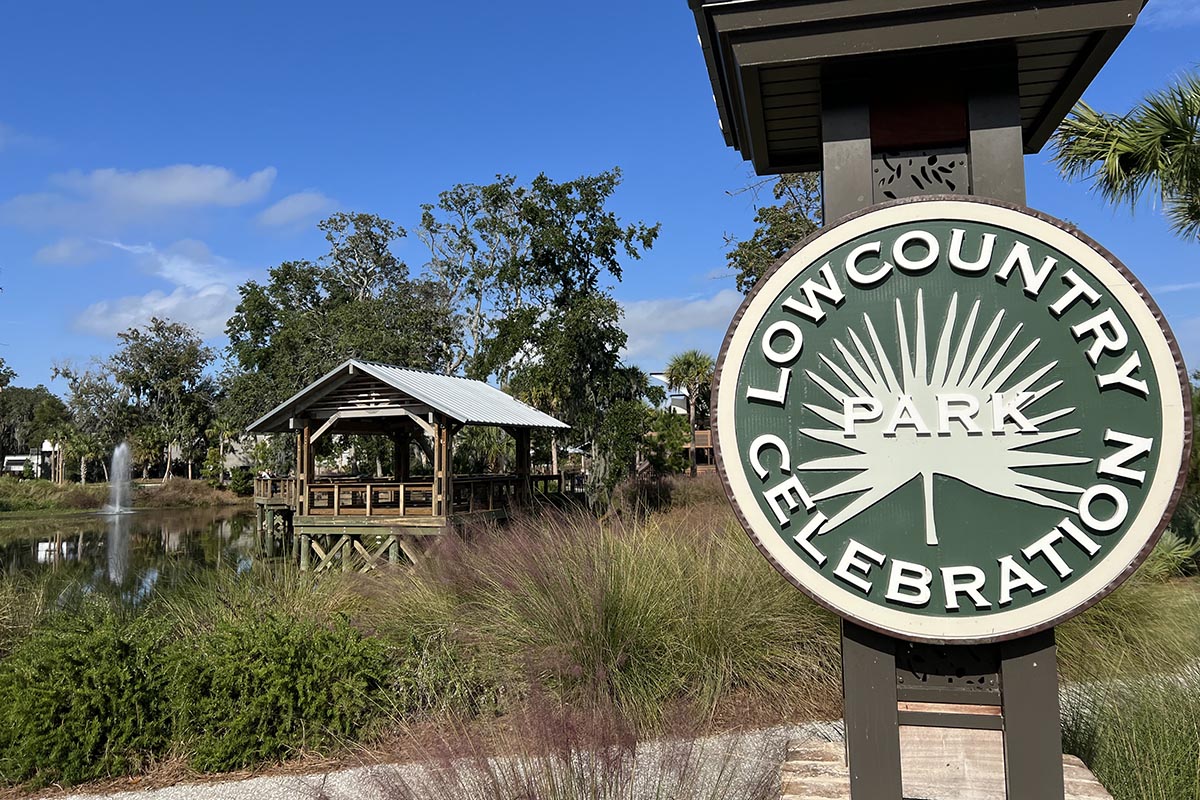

41,723,844,800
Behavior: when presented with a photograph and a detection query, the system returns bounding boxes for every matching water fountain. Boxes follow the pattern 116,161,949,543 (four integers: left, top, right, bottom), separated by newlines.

104,442,132,514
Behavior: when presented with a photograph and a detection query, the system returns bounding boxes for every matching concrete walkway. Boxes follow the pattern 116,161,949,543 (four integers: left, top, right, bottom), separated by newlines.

42,723,844,800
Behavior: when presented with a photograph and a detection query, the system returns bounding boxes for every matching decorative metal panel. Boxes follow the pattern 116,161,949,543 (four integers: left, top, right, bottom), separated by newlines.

873,149,970,203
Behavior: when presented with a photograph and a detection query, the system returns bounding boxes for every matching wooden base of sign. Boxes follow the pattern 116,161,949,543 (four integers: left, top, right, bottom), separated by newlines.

842,621,1065,800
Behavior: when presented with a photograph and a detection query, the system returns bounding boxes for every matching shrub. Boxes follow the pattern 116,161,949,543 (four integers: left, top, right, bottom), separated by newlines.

229,466,255,496
166,615,390,772
0,605,169,786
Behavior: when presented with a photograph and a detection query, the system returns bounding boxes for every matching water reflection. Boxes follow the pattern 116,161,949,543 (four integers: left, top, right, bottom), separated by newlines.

0,507,262,607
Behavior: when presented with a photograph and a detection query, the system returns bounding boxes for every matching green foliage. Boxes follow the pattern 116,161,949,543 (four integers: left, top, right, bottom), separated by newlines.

1053,70,1200,240
228,466,254,496
422,171,660,511
1063,672,1200,800
225,212,456,432
166,615,389,772
0,606,170,786
0,385,64,458
726,173,822,294
663,349,716,477
0,359,13,391
645,410,690,475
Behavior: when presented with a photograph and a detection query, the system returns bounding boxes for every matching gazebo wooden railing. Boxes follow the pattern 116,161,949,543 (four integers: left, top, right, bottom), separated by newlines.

254,477,298,507
257,473,566,518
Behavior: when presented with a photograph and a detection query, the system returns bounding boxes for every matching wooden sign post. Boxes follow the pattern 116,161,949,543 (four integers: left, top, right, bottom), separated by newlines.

691,2,1190,798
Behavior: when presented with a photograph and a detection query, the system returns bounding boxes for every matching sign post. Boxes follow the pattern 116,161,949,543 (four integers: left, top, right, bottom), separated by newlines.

690,2,1189,797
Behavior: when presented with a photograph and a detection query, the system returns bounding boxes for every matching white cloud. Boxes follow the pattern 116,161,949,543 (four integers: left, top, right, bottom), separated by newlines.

257,190,334,227
1,164,276,229
1142,0,1200,27
76,285,239,339
34,236,103,265
620,289,743,366
73,239,243,337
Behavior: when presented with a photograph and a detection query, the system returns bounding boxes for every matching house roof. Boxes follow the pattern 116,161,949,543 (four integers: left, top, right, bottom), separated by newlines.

246,359,569,434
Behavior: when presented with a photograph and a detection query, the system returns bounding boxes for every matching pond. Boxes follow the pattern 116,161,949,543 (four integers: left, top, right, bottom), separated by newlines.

0,507,264,603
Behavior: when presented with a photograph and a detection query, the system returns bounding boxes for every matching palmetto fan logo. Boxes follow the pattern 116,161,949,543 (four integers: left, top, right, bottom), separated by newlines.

715,199,1188,644
797,290,1086,548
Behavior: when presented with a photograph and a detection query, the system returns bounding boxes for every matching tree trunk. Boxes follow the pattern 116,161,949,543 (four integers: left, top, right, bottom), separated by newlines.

101,462,109,482
80,456,87,485
551,432,559,475
187,461,194,480
689,401,698,478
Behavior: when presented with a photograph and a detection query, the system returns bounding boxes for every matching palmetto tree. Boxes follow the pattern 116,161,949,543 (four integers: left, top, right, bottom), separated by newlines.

1052,70,1200,240
664,349,716,478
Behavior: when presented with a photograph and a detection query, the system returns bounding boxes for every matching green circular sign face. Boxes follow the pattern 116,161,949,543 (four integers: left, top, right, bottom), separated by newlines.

714,197,1190,644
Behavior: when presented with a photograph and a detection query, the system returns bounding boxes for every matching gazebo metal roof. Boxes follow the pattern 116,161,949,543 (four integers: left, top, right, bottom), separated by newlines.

246,359,569,434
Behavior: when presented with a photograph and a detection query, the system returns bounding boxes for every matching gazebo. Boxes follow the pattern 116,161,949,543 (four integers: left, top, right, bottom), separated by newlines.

248,359,568,570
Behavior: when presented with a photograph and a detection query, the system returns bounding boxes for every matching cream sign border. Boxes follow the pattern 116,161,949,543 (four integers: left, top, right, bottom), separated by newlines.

713,197,1191,644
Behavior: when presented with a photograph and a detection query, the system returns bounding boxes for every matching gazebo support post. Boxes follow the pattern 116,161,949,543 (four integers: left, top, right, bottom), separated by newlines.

515,428,531,503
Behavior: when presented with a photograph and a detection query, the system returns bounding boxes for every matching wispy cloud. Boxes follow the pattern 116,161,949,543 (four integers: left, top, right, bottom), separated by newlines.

621,289,743,366
257,190,334,227
74,239,243,337
34,236,104,265
1153,281,1200,294
1,164,276,230
1141,0,1200,28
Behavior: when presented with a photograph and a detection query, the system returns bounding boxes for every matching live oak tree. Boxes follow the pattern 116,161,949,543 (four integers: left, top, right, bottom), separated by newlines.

0,359,13,392
420,170,661,509
726,173,822,294
0,385,66,458
109,318,217,480
52,361,130,482
225,212,456,435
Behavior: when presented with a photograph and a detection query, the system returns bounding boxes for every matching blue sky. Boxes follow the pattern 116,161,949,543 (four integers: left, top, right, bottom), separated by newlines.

0,1,1197,392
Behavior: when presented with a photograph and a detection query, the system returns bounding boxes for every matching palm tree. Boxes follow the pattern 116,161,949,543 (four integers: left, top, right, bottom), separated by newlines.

663,349,716,478
1052,70,1200,240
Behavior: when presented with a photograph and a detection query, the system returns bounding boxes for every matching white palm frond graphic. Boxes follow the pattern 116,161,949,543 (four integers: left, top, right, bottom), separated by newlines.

797,290,1089,546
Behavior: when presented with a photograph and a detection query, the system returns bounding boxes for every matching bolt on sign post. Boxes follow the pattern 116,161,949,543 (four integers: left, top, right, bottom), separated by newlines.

690,1,1187,798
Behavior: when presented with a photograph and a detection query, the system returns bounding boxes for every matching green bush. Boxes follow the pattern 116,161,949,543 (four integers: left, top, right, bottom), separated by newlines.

0,606,169,786
228,466,254,497
166,615,390,772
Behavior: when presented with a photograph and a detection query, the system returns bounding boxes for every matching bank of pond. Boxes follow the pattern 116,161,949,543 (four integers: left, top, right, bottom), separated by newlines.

0,480,1195,799
0,476,246,517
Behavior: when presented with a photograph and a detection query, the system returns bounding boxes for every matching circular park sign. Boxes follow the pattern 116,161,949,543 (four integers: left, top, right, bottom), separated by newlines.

714,197,1191,644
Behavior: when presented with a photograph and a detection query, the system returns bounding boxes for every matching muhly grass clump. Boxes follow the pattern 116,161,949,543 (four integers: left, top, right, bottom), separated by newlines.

1058,529,1200,681
1062,668,1200,800
355,498,842,727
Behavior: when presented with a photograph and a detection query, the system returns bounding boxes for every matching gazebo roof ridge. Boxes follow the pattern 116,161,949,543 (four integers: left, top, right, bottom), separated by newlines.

246,358,569,434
